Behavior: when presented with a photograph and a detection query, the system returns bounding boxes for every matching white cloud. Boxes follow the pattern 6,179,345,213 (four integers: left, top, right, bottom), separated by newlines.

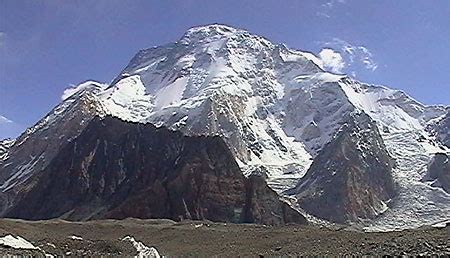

318,48,345,73
61,81,107,100
61,85,86,101
319,38,378,75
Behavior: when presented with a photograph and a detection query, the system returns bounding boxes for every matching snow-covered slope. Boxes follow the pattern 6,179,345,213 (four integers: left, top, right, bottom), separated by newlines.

0,139,15,161
1,24,448,229
335,79,449,230
96,25,325,191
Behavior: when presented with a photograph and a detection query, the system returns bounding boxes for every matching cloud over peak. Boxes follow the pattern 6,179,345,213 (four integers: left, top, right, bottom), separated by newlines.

318,48,345,73
61,81,107,100
317,38,378,76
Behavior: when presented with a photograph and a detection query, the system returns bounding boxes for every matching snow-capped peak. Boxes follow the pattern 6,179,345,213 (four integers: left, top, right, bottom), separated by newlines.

61,81,108,100
179,24,274,48
72,25,447,184
181,24,241,41
2,24,448,231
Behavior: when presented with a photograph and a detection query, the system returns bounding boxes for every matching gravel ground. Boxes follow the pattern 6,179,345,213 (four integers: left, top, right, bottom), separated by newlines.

0,218,448,256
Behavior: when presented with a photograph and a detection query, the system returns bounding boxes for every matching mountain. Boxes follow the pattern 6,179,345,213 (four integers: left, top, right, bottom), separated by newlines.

288,112,396,223
2,116,305,225
0,24,449,229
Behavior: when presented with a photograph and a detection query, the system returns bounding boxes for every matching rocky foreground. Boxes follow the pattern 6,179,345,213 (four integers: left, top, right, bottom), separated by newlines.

0,218,448,256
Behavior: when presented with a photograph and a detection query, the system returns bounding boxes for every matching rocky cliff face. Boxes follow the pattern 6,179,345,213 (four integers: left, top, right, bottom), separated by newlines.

289,112,396,223
423,153,450,193
3,116,306,225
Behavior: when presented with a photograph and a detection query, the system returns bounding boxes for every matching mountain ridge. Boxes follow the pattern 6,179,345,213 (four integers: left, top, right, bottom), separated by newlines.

0,24,448,230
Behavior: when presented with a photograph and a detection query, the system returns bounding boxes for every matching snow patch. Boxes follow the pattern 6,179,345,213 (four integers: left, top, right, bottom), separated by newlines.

431,220,449,228
0,235,38,250
122,236,160,258
68,235,83,241
154,77,188,110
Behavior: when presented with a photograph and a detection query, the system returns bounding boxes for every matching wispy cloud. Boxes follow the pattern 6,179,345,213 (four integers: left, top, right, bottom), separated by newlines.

61,81,107,100
340,43,378,71
0,115,13,124
318,48,345,73
0,115,23,139
61,83,88,100
318,38,378,76
316,0,347,18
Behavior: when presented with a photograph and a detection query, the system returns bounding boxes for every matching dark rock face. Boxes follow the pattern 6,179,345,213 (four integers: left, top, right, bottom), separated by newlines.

242,175,306,225
288,112,396,223
3,116,306,225
423,153,450,193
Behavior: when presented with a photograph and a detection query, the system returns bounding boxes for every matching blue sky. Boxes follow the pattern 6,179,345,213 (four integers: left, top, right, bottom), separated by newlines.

1,0,449,139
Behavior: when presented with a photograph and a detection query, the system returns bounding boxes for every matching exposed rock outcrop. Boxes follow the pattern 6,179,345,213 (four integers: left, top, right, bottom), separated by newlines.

423,153,450,193
431,110,450,148
288,112,396,223
0,139,15,161
3,116,306,225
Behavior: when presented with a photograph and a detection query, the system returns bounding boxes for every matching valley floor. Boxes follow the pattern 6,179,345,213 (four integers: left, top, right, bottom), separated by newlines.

0,218,448,256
